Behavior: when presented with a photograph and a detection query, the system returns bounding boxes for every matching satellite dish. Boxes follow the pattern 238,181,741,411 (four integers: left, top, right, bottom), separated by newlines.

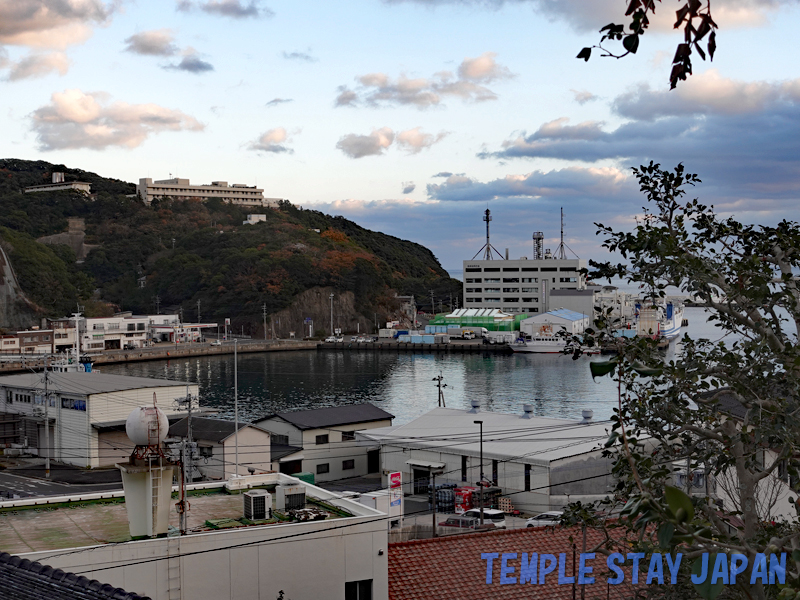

126,406,169,446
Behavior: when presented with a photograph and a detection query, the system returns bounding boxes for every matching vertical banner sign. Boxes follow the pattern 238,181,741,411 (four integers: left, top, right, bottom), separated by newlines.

389,472,403,512
389,472,402,488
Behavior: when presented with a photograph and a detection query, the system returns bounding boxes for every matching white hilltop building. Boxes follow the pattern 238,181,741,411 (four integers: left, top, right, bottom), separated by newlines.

137,177,283,207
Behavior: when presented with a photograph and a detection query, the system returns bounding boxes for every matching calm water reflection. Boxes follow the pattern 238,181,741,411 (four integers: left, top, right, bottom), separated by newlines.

101,307,724,425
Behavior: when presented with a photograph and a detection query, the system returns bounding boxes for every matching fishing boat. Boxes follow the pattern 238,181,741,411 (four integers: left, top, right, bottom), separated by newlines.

635,301,684,340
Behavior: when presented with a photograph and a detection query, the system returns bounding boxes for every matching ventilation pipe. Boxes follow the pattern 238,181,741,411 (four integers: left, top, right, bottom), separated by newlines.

581,409,594,423
522,404,534,419
468,399,481,413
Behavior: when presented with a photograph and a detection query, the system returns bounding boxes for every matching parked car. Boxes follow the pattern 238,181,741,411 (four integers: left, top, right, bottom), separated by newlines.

324,336,337,343
210,340,222,346
526,511,563,528
123,343,136,350
335,336,344,342
462,508,507,529
438,516,482,529
350,336,358,342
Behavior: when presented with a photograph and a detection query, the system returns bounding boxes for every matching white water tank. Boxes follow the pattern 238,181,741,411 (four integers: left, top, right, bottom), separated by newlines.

126,406,169,446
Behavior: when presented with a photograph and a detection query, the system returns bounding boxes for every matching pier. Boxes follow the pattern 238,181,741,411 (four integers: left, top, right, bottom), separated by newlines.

317,341,512,354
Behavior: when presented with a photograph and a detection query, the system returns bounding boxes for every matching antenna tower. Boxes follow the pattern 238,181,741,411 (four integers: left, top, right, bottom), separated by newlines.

471,208,505,260
554,207,580,259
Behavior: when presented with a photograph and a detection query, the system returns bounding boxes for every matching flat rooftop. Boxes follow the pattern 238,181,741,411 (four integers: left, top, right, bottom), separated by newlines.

0,486,361,554
0,372,193,395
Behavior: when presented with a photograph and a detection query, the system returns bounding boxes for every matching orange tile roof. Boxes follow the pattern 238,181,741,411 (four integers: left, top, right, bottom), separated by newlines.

389,526,637,600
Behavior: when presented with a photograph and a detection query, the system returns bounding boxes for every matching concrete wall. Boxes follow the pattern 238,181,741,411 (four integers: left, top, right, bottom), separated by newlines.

299,421,391,483
87,385,199,424
549,451,615,498
221,427,272,478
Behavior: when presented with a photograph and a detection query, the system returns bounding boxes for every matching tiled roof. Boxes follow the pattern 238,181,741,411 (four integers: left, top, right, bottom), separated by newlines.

258,403,394,430
0,552,151,600
389,527,636,600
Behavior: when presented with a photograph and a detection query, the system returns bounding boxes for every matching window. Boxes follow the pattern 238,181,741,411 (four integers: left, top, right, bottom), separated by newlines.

485,298,500,303
345,580,373,600
502,278,519,283
127,324,135,331
465,278,481,283
503,298,519,303
272,434,289,446
524,464,531,491
137,323,145,330
316,434,329,445
521,277,537,283
522,298,539,304
465,288,481,293
466,297,481,303
502,288,519,293
484,288,500,293
342,459,355,470
502,268,519,272
465,268,481,273
483,278,500,283
521,267,538,272
560,277,577,283
461,456,468,482
484,268,500,272
341,430,356,442
521,288,538,293
317,463,330,474
199,446,213,458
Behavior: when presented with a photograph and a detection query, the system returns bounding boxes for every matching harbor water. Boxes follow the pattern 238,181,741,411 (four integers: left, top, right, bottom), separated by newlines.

101,307,729,425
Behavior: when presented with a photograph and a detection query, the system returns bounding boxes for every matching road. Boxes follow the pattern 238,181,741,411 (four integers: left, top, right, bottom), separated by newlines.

0,471,122,500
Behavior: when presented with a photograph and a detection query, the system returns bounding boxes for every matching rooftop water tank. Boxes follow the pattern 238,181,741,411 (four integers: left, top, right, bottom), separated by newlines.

126,406,169,446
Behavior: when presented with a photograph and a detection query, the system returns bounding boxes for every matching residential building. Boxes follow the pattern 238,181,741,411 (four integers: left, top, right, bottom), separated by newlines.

463,255,587,315
0,551,149,600
24,172,91,195
8,473,389,600
388,526,636,600
363,405,616,513
1,329,56,355
243,213,268,225
255,403,394,482
0,372,200,468
137,177,282,207
168,416,272,479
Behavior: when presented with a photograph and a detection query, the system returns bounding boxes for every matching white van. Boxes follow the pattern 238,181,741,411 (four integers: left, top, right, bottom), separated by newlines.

462,508,506,529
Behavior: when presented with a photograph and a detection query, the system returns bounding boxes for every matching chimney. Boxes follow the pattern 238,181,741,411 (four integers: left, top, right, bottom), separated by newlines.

522,404,534,419
505,248,509,260
468,399,481,413
582,409,594,423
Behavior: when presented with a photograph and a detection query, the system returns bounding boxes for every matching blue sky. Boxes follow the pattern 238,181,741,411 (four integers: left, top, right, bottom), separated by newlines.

2,0,800,272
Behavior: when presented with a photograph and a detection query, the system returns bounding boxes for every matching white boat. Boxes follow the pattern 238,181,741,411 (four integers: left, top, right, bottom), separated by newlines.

635,301,684,340
510,336,568,354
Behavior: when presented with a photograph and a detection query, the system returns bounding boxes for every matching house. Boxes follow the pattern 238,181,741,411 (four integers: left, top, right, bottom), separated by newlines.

519,308,590,338
168,416,272,479
255,403,394,482
14,329,54,354
363,404,616,513
388,526,636,600
0,552,149,600
0,372,200,468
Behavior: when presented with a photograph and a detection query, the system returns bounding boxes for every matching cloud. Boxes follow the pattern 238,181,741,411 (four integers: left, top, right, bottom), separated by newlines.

571,89,596,104
396,127,447,153
402,182,416,194
336,127,395,158
124,29,178,56
248,127,293,153
0,0,116,49
31,88,204,150
5,51,70,81
612,70,800,120
433,171,453,177
177,0,274,18
164,49,214,73
266,98,293,107
335,52,512,109
282,50,317,62
427,167,630,202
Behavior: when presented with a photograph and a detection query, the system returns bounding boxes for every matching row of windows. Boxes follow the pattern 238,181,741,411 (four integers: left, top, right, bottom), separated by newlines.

315,431,357,445
465,278,539,284
62,398,87,411
316,460,355,474
465,267,577,273
465,298,540,303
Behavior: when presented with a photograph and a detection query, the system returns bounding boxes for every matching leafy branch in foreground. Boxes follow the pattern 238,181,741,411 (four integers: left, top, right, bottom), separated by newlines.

577,0,717,89
566,162,800,599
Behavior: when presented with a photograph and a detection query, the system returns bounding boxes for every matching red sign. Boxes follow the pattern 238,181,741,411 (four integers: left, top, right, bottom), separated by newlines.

389,472,402,488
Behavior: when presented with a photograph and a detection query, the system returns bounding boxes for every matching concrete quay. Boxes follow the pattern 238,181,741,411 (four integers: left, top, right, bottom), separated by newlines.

318,340,512,354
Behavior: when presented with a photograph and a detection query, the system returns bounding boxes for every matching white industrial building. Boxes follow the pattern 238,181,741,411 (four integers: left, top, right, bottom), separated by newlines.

137,177,282,207
256,404,394,482
519,308,591,338
0,372,199,468
24,172,91,195
362,404,616,513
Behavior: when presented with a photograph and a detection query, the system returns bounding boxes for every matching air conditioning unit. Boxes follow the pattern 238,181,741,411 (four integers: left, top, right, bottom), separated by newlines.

243,489,272,520
275,484,305,511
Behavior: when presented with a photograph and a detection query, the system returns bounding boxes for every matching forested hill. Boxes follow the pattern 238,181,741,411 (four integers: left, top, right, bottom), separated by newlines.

0,158,460,333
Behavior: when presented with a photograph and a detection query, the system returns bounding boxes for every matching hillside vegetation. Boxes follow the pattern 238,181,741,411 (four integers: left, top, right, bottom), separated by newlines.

0,159,460,333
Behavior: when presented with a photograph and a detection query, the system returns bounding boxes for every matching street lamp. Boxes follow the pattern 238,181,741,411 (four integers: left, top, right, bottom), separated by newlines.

474,419,484,526
329,293,334,336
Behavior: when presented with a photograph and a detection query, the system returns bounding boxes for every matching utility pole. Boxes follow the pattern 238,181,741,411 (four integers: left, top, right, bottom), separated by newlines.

329,293,334,336
179,306,184,323
430,290,435,316
176,386,194,534
474,419,484,526
234,339,239,479
262,304,268,341
196,300,201,323
432,372,447,407
154,295,161,315
43,363,50,479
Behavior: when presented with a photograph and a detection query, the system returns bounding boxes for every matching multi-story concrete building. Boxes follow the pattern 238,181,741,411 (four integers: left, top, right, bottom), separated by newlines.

0,329,54,355
137,177,282,207
24,172,91,195
462,256,586,315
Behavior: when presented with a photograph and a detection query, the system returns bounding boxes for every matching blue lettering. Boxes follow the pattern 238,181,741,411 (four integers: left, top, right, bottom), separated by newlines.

482,553,499,584
665,553,682,584
520,553,538,584
558,553,574,584
627,553,645,584
579,553,595,584
729,554,747,584
607,554,625,585
691,553,709,584
539,554,557,584
711,553,729,585
646,554,664,585
500,553,517,585
751,554,767,584
770,553,786,585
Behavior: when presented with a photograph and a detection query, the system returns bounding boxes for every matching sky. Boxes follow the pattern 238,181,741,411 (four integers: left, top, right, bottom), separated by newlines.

2,0,800,274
